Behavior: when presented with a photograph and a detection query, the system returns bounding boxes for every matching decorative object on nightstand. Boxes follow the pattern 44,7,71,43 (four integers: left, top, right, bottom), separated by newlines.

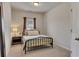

11,24,19,37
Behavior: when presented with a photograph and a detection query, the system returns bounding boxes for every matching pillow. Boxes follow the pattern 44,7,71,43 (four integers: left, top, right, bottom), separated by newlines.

27,30,39,36
24,31,28,35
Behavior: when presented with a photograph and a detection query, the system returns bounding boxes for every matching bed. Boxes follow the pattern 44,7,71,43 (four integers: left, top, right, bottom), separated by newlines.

22,30,53,54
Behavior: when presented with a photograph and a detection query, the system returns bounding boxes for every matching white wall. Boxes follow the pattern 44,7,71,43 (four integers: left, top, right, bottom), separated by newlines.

12,9,44,34
2,2,11,56
43,14,47,35
44,3,71,50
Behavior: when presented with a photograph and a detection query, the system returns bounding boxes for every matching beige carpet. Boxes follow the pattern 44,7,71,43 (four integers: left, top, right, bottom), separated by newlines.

8,44,71,57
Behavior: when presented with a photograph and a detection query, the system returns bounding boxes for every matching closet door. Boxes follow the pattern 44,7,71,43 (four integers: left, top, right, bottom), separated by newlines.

71,3,79,57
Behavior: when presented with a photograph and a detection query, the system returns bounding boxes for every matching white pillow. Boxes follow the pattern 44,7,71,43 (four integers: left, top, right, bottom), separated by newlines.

27,30,39,36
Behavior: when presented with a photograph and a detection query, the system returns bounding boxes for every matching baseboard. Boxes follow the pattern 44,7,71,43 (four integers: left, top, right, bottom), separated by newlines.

55,43,72,52
59,45,71,51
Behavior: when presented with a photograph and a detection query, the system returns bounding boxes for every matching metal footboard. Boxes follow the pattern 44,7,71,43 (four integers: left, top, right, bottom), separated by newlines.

23,37,53,54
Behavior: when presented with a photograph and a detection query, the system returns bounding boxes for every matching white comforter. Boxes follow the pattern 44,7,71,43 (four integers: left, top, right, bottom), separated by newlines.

22,35,48,43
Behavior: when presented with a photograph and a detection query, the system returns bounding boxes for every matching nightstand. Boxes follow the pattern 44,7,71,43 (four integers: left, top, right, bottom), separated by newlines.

12,36,22,45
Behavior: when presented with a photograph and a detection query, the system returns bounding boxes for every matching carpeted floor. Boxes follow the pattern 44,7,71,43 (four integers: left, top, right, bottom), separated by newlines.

8,44,71,57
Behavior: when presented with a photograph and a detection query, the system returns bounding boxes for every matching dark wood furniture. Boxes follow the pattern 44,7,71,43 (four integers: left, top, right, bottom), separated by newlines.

12,36,22,45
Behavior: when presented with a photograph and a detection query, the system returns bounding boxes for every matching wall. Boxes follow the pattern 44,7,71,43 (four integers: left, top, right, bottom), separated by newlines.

44,3,71,50
2,2,11,56
12,9,44,35
43,14,47,35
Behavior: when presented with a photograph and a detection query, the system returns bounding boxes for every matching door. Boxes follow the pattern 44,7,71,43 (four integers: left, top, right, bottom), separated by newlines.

0,6,5,57
71,3,79,57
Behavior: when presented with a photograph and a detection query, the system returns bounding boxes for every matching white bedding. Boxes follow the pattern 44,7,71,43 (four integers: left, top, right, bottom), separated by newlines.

22,35,48,43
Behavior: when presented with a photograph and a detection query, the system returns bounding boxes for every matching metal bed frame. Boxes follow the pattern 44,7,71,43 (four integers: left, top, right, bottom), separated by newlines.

23,37,53,54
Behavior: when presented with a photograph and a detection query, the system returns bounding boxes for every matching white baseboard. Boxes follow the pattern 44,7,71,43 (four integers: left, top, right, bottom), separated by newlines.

59,45,71,51
55,43,71,52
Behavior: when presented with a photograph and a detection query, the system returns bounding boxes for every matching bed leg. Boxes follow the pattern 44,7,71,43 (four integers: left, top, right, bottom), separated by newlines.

51,43,53,48
50,39,53,48
25,47,26,54
24,41,26,54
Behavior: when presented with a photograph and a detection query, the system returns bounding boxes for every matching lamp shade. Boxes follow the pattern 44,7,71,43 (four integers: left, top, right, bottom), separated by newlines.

12,28,18,32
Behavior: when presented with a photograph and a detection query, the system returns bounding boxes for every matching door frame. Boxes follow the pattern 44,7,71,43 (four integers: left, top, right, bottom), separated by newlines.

0,6,5,57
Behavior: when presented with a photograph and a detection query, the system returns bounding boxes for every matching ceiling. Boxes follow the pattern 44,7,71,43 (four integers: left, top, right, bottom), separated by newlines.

11,2,61,13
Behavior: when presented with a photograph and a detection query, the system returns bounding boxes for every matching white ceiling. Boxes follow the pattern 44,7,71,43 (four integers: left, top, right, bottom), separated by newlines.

11,2,61,13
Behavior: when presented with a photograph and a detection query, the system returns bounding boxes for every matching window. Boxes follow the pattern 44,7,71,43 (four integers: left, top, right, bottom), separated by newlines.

22,17,36,35
26,18,34,30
